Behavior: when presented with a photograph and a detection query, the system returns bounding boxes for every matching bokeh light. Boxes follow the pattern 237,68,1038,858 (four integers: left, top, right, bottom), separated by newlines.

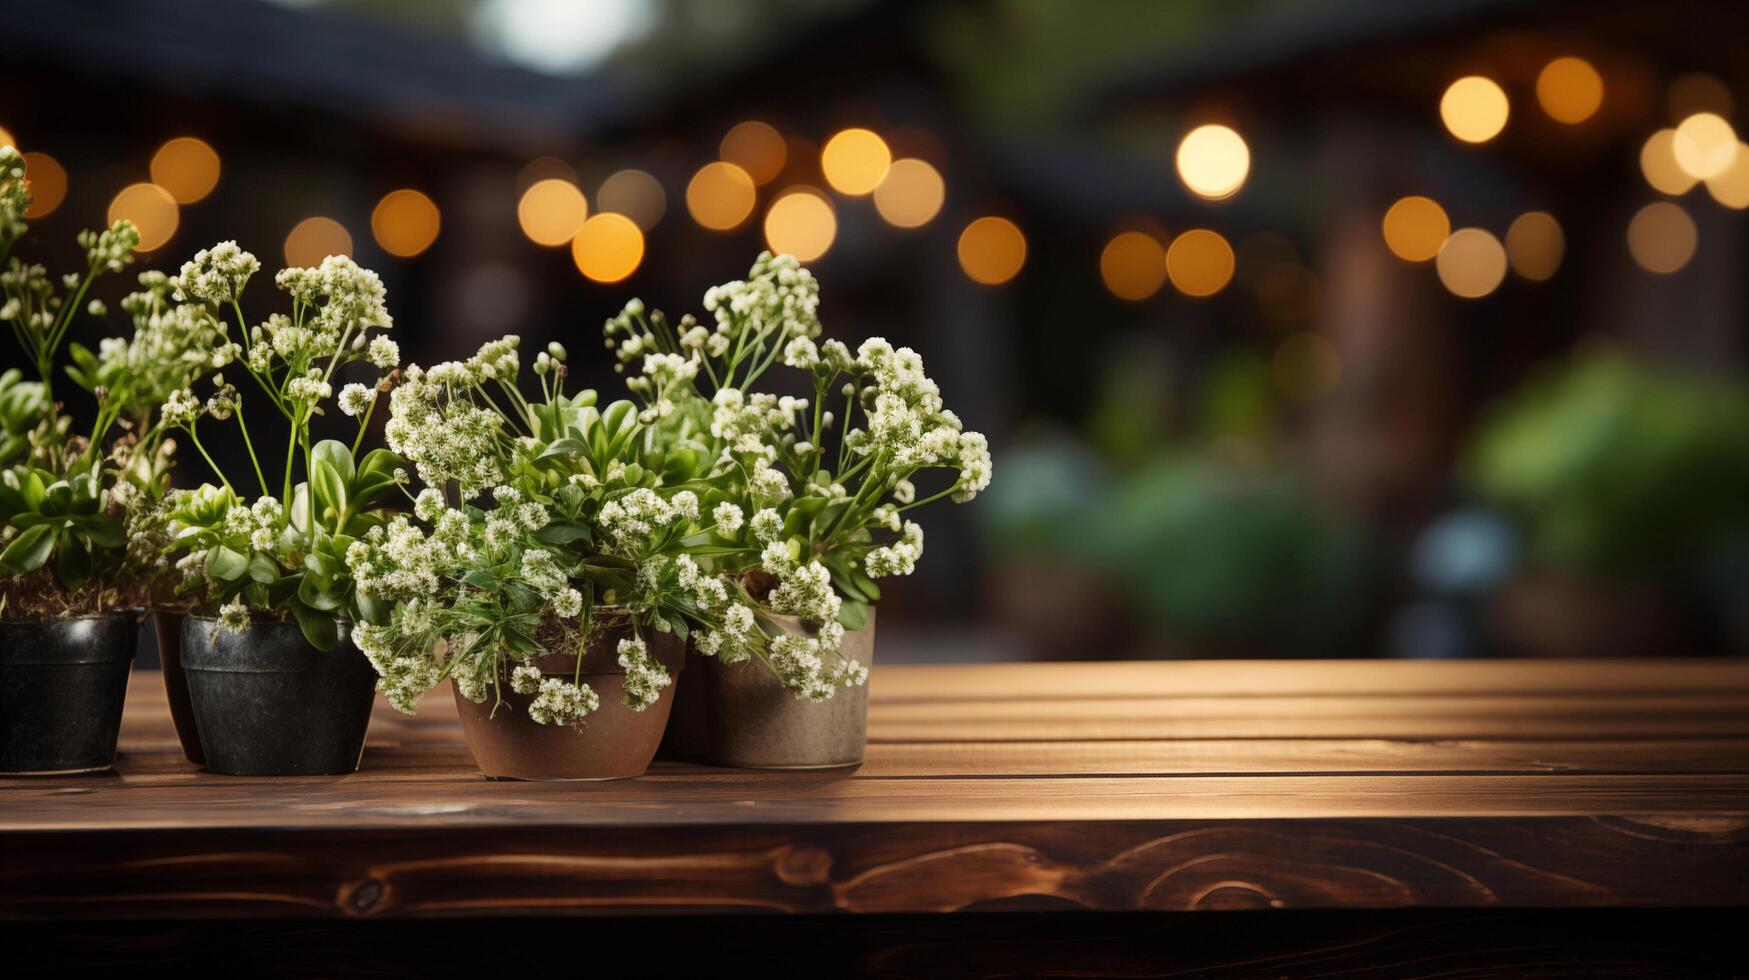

1175,124,1249,200
1274,332,1342,399
1381,195,1450,262
720,121,787,186
957,216,1026,285
821,128,891,196
1435,228,1507,298
21,152,67,219
1535,57,1603,124
1667,72,1734,123
1705,143,1749,209
149,137,221,204
107,183,179,252
517,178,587,246
0,123,14,148
1627,201,1697,274
516,156,576,190
1440,76,1509,143
284,216,352,267
1504,212,1564,281
872,158,945,228
1165,229,1235,297
1672,112,1738,179
370,188,441,258
763,187,837,262
571,212,644,283
1099,230,1167,301
597,168,667,230
686,161,756,231
1641,129,1698,195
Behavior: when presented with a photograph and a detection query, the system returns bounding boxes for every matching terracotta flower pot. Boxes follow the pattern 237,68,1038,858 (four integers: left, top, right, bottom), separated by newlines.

454,627,684,781
0,614,136,774
181,616,378,776
151,611,204,765
683,609,875,770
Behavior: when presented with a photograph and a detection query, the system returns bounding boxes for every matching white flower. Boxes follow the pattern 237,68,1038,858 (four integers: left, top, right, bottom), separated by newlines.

552,587,584,618
367,336,400,369
160,388,203,427
510,664,543,695
617,636,672,711
217,598,252,633
337,382,376,417
750,508,784,543
783,336,820,369
172,242,260,306
527,676,599,725
712,501,744,535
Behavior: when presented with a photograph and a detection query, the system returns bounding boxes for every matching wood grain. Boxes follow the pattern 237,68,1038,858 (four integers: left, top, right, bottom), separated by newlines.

1,662,1746,919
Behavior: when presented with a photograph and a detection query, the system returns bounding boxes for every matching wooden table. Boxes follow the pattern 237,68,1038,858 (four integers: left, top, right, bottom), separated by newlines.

3,660,1747,974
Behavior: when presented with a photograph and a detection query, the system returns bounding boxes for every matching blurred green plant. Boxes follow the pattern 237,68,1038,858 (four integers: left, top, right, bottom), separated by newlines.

1469,351,1749,580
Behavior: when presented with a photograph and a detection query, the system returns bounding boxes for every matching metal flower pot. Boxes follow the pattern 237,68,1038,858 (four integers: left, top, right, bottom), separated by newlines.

690,609,875,770
455,627,684,781
181,616,377,776
151,611,204,765
0,614,137,774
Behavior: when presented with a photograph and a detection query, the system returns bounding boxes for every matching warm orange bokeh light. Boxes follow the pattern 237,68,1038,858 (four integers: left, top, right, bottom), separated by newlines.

763,188,837,262
107,183,179,252
1435,228,1507,298
720,121,787,186
21,152,67,219
0,124,16,149
1165,229,1235,297
1641,129,1698,195
1381,196,1451,263
1505,212,1564,281
371,189,441,258
1706,143,1749,209
1672,112,1739,180
957,216,1027,285
597,169,667,230
1175,124,1249,200
1627,201,1697,274
821,128,892,196
1535,57,1604,124
872,158,945,228
284,216,353,267
150,137,221,204
1440,76,1509,143
1099,230,1167,301
686,161,757,231
571,212,644,283
517,178,587,247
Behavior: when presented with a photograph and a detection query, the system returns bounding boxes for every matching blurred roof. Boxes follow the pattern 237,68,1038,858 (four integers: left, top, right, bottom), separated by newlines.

0,0,630,152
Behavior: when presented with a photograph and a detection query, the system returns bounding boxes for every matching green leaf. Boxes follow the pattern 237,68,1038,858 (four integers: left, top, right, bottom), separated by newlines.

354,589,385,626
290,600,338,652
537,437,589,460
298,572,344,611
312,440,356,486
533,521,590,545
53,531,90,590
247,551,279,584
73,515,125,548
837,599,869,632
0,523,56,572
206,545,249,581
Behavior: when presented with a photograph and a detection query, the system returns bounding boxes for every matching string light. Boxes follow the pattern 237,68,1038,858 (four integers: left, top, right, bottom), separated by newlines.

957,216,1026,285
1666,73,1734,123
872,158,945,228
1641,130,1698,195
1627,201,1697,274
1535,57,1603,124
571,212,644,283
597,168,666,230
149,137,221,204
1175,124,1249,200
517,178,587,246
1440,76,1509,143
1705,143,1749,209
1672,112,1739,180
284,216,352,267
1381,196,1450,262
371,189,441,258
1165,229,1234,297
1504,212,1564,281
763,187,836,262
1435,228,1507,298
0,123,15,149
821,128,891,196
720,121,787,186
21,152,67,219
1099,230,1167,301
686,161,756,231
107,183,179,252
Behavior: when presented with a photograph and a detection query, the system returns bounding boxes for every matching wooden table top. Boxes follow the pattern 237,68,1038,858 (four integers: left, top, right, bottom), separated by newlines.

3,659,1747,918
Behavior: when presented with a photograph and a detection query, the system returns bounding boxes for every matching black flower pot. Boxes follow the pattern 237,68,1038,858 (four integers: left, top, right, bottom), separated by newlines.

181,616,377,776
0,614,137,774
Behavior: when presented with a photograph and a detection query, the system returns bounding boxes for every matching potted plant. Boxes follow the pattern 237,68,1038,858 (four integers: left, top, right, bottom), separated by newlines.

342,337,698,780
157,242,406,775
606,252,993,768
0,147,166,773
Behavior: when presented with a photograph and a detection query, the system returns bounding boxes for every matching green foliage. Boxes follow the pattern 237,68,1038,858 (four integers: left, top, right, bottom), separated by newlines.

1470,352,1749,578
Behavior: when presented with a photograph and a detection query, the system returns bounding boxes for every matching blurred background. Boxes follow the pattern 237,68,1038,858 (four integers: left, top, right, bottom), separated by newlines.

5,0,1749,663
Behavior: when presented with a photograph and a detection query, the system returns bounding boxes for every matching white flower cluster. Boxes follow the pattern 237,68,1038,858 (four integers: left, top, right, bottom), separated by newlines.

865,520,924,578
617,636,672,711
338,382,376,417
347,515,454,601
598,487,696,553
384,364,507,499
709,388,805,456
702,251,821,345
526,675,600,726
171,241,260,307
275,254,393,337
849,338,993,502
356,621,442,714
